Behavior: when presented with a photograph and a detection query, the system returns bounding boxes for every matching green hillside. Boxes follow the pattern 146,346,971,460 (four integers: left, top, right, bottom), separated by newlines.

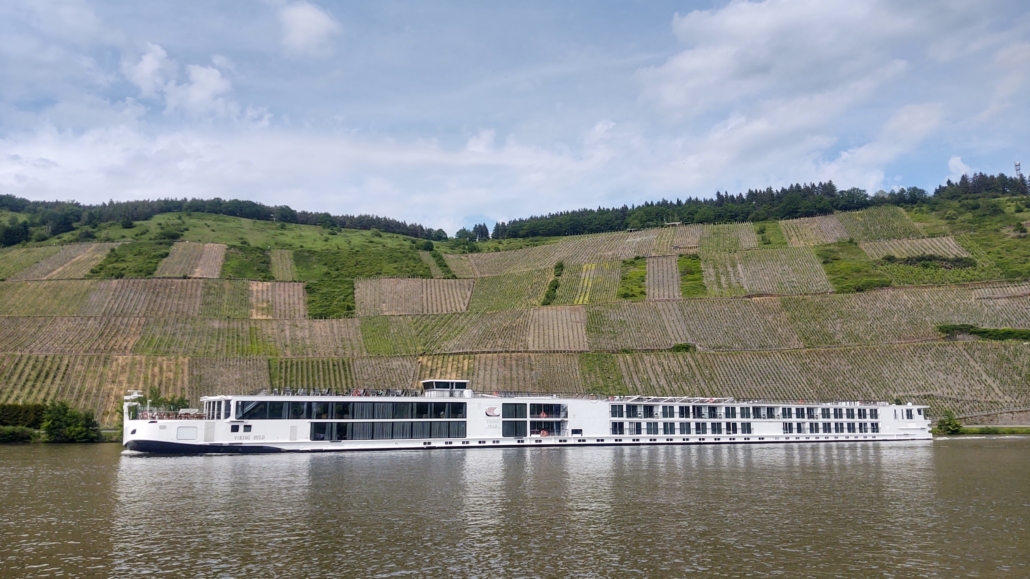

2,198,1030,427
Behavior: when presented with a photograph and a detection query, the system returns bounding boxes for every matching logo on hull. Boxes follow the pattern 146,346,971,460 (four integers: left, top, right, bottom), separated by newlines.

485,407,500,417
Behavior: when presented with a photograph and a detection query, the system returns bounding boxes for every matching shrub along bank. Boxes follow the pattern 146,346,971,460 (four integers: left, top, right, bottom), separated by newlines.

0,402,102,443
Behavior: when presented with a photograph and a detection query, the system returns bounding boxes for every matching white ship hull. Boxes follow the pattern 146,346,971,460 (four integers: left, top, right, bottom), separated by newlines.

123,385,933,454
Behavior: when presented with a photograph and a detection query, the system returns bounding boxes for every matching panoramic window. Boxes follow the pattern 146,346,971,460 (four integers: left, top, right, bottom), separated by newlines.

238,401,267,420
530,404,563,419
502,420,527,438
502,403,527,419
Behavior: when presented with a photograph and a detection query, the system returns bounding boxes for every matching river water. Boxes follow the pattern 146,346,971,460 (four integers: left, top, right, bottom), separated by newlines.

1,438,1028,578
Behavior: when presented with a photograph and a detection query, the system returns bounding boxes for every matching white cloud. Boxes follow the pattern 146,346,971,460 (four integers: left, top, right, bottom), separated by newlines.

121,42,175,98
948,156,971,181
279,2,340,57
164,65,235,117
465,129,495,153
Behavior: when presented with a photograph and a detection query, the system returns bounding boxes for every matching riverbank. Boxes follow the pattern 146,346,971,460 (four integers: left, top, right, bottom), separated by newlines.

935,426,1030,435
0,427,121,444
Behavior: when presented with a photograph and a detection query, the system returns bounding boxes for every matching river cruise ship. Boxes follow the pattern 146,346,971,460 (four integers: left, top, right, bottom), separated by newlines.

122,380,932,454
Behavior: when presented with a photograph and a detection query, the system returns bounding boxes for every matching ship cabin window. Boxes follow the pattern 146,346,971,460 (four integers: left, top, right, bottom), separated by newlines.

692,405,704,419
627,405,641,419
870,409,879,420
740,423,752,435
423,380,468,391
610,405,624,418
631,422,642,435
752,407,765,420
312,403,330,420
611,422,625,435
806,408,816,420
822,423,831,433
782,422,794,434
726,422,738,435
847,423,856,433
661,405,675,419
646,422,659,435
711,422,723,434
231,424,239,433
707,407,719,419
766,407,776,419
502,403,527,419
530,404,564,419
678,406,689,418
917,409,923,416
644,405,656,419
834,423,844,433
833,408,844,420
740,407,751,419
809,423,819,434
530,421,562,436
906,409,914,420
679,422,690,434
237,401,267,420
725,407,737,419
857,408,867,419
871,423,880,433
846,408,855,419
859,423,869,433
290,403,309,420
224,401,231,419
695,422,707,435
663,422,675,435
782,407,793,419
821,408,831,419
503,421,527,438
324,421,466,441
796,407,805,419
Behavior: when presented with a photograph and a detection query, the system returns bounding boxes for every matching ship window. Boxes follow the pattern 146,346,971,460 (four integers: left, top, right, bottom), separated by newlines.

726,422,737,435
429,402,449,419
238,401,267,420
374,403,393,420
906,409,914,420
431,421,449,438
918,409,923,416
796,408,805,419
231,424,239,433
806,408,816,420
809,423,819,434
450,422,466,438
352,422,375,440
707,407,719,419
858,408,868,419
391,422,411,439
644,422,658,435
631,422,642,435
412,421,431,439
243,425,252,433
711,422,722,434
663,422,675,435
331,402,350,419
311,423,328,441
678,406,689,419
611,422,625,435
453,382,466,390
725,407,737,419
530,404,563,419
833,408,844,420
859,423,869,433
766,407,776,419
223,401,231,420
450,403,467,419
392,403,412,419
846,408,855,419
834,423,844,433
415,402,431,419
643,406,656,419
269,401,287,419
871,423,880,433
610,405,624,418
531,421,562,436
627,405,641,419
695,422,707,435
692,405,703,419
502,421,527,438
847,423,856,433
752,407,765,420
661,406,675,418
782,407,793,419
740,407,751,419
375,422,393,439
679,422,690,435
289,402,309,420
502,403,527,419
821,408,831,419
740,422,752,435
822,423,831,433
312,403,330,420
782,422,793,434
870,409,879,420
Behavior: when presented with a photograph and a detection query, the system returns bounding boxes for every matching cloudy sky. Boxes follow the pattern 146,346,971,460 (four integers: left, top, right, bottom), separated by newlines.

1,0,1028,233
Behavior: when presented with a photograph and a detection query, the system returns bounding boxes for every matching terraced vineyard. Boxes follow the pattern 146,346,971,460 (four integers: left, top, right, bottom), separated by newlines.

859,236,970,260
270,249,296,281
701,248,831,296
837,206,923,241
4,201,1030,426
0,246,61,280
780,215,849,246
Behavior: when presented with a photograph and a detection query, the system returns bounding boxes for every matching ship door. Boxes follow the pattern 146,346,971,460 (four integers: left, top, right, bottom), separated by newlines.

289,426,298,441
